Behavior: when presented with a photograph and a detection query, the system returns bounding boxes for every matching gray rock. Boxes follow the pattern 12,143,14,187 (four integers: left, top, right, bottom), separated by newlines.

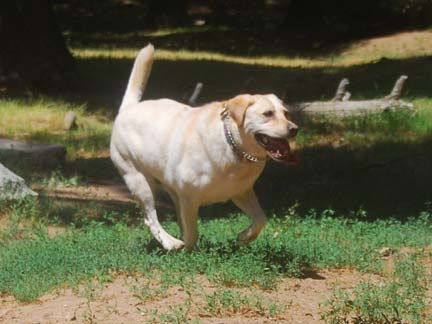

0,163,37,200
0,139,66,170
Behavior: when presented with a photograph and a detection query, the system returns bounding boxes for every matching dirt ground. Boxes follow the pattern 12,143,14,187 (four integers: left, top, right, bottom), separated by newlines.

0,269,383,324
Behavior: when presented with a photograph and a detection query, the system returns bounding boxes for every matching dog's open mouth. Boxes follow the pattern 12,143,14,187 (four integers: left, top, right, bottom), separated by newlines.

255,134,299,165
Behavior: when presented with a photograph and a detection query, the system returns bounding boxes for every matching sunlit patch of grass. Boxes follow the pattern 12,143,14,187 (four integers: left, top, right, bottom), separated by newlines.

340,31,432,64
0,97,83,136
0,98,112,159
74,46,409,69
71,30,432,68
72,47,330,68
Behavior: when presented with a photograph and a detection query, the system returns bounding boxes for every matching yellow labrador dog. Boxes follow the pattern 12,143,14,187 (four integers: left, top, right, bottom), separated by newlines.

110,45,298,251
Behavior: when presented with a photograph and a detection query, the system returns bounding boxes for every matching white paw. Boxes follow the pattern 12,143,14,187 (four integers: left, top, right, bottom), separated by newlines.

161,236,185,251
236,228,255,246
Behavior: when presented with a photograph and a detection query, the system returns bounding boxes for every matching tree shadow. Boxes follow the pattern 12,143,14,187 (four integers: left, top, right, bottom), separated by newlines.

55,0,432,59
72,54,432,114
52,131,432,223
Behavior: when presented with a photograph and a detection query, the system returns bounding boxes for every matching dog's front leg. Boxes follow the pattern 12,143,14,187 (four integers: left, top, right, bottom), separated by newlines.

123,172,185,251
232,190,268,246
178,197,199,251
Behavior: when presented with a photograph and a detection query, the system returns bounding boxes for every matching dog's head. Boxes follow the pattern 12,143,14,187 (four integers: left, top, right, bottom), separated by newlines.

227,94,299,165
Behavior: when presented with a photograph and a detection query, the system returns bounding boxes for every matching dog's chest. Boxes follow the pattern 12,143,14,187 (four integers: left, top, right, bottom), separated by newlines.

190,163,264,204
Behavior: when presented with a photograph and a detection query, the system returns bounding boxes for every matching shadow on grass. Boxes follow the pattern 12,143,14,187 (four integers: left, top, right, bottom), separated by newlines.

71,54,432,114
256,136,432,219
39,131,432,225
6,51,432,223
73,28,360,58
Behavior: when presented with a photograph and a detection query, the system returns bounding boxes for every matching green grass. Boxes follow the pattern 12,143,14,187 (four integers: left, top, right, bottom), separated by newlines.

0,198,430,302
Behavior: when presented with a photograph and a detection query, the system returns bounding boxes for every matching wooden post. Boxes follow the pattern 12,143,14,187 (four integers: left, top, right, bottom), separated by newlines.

384,75,408,100
331,78,350,101
188,82,203,106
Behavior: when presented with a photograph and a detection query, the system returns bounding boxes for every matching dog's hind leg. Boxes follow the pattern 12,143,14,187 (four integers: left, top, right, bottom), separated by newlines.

163,186,186,241
177,197,199,251
123,172,185,251
232,190,268,246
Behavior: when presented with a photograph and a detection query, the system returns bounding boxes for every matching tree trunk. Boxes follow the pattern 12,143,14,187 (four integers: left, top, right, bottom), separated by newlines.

0,0,76,91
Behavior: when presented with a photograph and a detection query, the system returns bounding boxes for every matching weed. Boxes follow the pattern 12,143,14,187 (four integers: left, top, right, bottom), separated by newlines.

321,255,430,324
203,288,285,317
82,300,97,324
38,170,84,189
0,197,45,245
130,277,168,302
80,280,104,301
144,301,198,324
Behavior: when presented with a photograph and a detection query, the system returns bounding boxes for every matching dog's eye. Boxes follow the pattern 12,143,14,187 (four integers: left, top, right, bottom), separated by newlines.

263,111,274,117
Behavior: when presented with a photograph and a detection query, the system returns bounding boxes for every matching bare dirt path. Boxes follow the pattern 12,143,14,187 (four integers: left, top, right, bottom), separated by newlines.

0,269,381,324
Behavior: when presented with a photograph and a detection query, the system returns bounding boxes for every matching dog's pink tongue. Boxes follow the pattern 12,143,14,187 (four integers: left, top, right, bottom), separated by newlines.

269,139,299,166
270,140,288,156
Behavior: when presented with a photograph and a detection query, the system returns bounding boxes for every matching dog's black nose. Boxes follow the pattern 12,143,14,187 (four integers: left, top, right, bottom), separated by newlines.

288,124,298,138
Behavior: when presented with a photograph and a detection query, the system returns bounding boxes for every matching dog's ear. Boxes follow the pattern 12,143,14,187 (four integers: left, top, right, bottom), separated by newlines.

226,95,255,127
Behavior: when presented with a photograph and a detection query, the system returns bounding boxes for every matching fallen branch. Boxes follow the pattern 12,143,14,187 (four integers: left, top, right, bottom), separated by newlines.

288,76,414,116
289,99,414,116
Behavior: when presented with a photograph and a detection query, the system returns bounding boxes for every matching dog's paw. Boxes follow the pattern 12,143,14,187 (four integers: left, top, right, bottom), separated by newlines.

236,229,253,246
161,237,185,251
237,227,261,246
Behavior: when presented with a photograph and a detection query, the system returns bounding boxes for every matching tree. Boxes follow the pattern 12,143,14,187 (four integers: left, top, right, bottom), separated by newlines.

0,0,76,91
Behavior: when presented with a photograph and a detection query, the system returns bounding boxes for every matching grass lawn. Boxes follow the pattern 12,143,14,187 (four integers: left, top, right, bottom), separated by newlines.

0,197,431,323
0,27,432,323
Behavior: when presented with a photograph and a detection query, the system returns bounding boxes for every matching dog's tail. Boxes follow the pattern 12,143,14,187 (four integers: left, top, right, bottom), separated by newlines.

119,44,155,113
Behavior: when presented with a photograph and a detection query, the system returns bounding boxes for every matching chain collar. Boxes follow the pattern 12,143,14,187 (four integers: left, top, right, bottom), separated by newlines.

220,103,266,163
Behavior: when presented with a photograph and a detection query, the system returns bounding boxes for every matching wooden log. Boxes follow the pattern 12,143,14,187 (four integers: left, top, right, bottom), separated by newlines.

0,139,66,170
288,99,414,117
287,75,412,117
